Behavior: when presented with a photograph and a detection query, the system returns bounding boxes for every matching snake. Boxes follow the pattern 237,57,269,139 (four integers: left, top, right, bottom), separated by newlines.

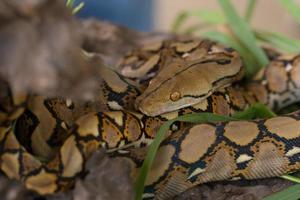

1,37,300,200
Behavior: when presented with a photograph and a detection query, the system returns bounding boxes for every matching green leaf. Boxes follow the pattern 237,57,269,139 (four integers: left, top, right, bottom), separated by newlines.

218,0,269,70
171,12,189,32
281,175,300,184
244,0,257,22
279,0,300,24
66,0,75,8
172,10,225,33
263,184,300,200
202,31,258,77
187,10,226,25
134,103,275,200
233,103,276,118
72,2,85,14
66,0,84,14
255,31,300,53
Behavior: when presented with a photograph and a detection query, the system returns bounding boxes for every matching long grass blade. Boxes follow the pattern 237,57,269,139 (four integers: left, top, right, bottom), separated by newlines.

281,175,300,184
279,0,300,24
171,10,225,33
218,0,269,71
66,0,75,7
255,30,300,53
233,103,276,118
244,0,257,22
171,12,189,32
72,2,85,14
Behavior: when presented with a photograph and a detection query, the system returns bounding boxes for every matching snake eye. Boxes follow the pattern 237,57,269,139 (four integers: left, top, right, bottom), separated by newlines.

170,91,181,101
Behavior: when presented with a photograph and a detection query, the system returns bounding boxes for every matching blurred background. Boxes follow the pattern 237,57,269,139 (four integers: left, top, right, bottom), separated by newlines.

78,0,153,31
78,0,300,38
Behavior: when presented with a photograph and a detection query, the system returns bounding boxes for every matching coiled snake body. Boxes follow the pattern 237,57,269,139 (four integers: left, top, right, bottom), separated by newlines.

1,38,300,199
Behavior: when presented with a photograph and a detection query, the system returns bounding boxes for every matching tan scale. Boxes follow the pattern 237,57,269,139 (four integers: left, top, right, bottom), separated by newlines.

145,145,176,186
170,41,201,53
20,153,42,176
224,121,260,146
46,155,61,172
155,167,193,200
190,98,209,111
121,54,161,79
247,83,268,104
104,111,124,127
26,96,58,159
244,140,289,179
266,62,288,93
242,89,257,105
211,94,231,115
25,170,58,195
264,116,300,139
195,144,237,183
4,130,21,150
100,66,129,93
159,111,179,120
123,114,142,142
76,113,100,137
179,124,216,163
78,140,100,158
226,87,247,109
144,117,165,138
44,98,75,125
60,135,83,177
1,153,20,179
101,117,123,148
141,41,163,51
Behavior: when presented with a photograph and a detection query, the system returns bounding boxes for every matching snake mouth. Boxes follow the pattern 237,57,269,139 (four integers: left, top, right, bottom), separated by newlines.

135,96,166,117
136,95,200,117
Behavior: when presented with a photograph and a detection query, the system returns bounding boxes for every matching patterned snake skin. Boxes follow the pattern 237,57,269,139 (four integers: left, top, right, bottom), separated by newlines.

1,38,300,200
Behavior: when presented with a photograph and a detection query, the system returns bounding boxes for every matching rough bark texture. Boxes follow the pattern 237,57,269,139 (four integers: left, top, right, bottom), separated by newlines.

0,0,103,101
73,151,134,200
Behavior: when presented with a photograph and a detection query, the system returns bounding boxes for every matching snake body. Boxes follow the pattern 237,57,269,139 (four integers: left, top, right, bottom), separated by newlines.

1,38,300,199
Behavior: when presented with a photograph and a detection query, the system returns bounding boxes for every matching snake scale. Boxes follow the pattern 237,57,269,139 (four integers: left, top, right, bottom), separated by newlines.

1,38,300,199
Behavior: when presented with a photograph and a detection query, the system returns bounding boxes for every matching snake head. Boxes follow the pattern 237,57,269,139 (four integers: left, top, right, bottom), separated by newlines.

135,52,243,116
